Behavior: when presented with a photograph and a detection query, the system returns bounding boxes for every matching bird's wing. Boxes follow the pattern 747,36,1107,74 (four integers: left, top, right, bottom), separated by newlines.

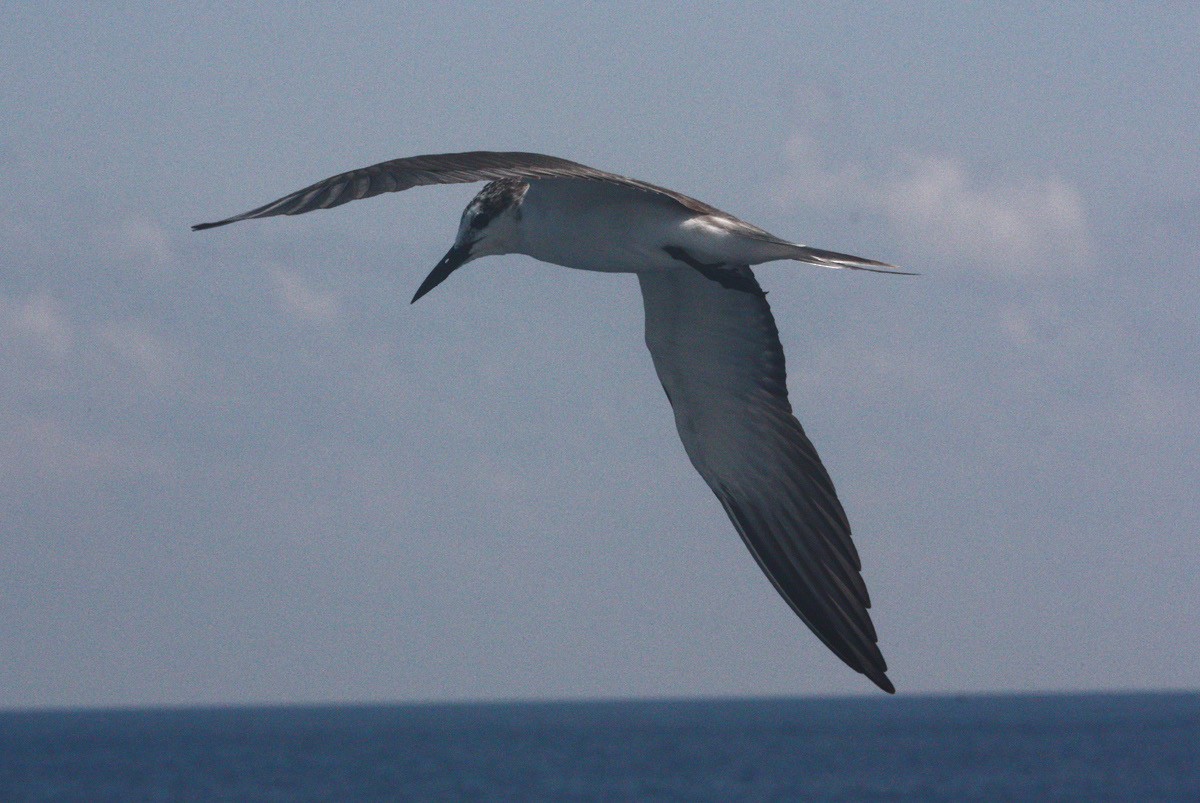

192,151,728,230
638,264,893,692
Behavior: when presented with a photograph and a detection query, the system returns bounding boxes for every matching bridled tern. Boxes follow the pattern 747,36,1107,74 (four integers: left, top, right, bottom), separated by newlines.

195,151,908,693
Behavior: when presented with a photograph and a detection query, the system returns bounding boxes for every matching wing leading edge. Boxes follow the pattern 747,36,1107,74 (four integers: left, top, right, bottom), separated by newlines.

192,151,727,231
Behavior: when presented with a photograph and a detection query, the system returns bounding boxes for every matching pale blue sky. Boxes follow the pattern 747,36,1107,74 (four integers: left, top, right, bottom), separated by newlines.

2,2,1197,709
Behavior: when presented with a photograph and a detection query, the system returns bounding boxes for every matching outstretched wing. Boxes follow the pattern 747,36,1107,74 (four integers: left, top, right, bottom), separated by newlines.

638,263,893,692
192,151,726,230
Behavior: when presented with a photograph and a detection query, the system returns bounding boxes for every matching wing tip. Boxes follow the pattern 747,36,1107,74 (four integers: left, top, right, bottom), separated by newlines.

870,672,897,694
191,220,228,231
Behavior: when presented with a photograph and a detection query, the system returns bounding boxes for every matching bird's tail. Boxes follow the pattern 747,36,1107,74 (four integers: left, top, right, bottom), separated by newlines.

790,245,916,275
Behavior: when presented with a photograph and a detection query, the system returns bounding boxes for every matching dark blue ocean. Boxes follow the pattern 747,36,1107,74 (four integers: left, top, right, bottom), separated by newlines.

2,692,1197,801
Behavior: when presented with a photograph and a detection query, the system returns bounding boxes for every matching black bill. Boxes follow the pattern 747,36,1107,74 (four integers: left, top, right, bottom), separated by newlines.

411,242,472,303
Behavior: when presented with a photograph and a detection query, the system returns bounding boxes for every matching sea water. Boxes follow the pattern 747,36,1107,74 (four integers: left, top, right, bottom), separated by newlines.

2,692,1197,800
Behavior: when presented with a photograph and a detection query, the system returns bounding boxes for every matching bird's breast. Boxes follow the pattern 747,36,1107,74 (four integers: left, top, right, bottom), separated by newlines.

514,179,692,274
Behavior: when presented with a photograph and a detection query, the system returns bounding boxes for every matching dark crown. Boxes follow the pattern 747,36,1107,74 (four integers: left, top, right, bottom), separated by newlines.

468,178,529,218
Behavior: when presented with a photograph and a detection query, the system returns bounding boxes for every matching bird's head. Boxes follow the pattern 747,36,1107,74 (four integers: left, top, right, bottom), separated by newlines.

411,178,528,303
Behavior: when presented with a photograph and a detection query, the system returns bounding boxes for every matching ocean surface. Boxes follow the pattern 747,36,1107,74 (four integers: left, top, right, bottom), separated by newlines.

2,692,1197,801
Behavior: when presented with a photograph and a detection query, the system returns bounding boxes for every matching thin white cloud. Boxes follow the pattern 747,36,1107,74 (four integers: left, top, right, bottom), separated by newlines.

94,217,177,271
0,293,74,357
98,319,180,388
268,266,342,323
781,135,1093,276
0,416,168,482
0,292,188,398
0,301,180,486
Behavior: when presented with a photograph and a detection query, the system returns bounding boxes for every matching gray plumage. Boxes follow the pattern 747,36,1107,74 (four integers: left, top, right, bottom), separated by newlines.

195,150,905,693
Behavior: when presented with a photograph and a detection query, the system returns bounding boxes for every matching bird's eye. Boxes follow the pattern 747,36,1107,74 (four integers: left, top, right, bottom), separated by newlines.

471,213,491,230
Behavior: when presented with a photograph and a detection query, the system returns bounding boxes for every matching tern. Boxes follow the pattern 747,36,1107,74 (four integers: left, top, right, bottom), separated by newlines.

195,151,908,693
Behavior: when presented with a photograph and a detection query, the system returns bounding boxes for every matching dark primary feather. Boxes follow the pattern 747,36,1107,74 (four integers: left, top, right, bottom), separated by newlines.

638,264,893,693
192,151,732,231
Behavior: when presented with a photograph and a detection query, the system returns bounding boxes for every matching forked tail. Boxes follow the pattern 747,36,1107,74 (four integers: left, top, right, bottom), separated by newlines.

791,245,916,275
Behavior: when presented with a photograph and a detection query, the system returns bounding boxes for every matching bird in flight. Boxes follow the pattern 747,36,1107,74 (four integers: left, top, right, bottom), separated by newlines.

195,151,908,693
